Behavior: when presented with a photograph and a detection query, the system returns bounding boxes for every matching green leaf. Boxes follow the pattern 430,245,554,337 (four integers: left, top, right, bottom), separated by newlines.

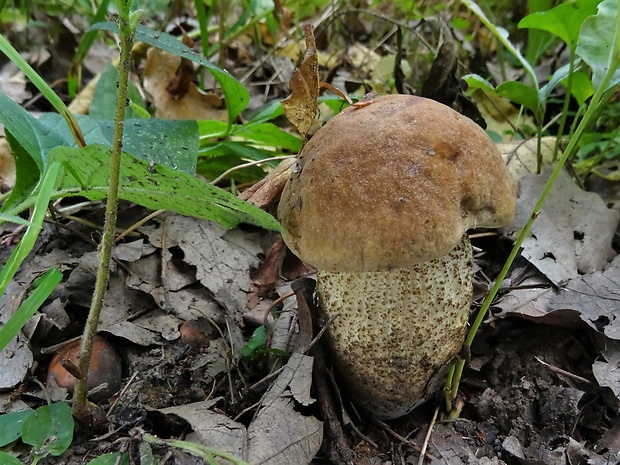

497,80,541,113
0,452,21,465
49,145,282,231
198,120,230,140
87,452,130,465
523,0,556,65
0,269,62,353
90,64,146,120
0,409,32,447
0,92,65,172
202,141,278,162
234,122,302,152
197,155,268,184
563,70,595,106
39,114,199,174
576,0,620,91
90,22,250,126
1,132,42,212
462,74,496,94
21,402,73,457
519,0,601,50
241,325,268,358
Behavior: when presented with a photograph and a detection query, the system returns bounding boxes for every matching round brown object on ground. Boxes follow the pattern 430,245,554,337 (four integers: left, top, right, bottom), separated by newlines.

277,94,516,418
47,336,122,402
278,94,515,273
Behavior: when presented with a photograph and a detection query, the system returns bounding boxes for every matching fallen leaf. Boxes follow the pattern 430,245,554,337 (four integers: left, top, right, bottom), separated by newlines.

239,157,296,212
592,339,620,405
155,354,322,465
498,254,620,339
498,137,558,181
281,24,319,140
143,47,227,121
505,166,619,284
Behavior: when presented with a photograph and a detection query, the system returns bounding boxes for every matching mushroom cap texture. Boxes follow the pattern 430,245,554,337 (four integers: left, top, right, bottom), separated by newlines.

278,94,516,273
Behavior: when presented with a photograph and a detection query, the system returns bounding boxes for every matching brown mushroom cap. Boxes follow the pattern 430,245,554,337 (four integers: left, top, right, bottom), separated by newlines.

278,94,516,273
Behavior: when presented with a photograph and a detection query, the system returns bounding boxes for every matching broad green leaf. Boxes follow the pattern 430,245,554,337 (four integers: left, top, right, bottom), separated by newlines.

523,0,556,65
21,402,73,457
198,120,229,140
462,0,538,87
90,22,250,126
539,62,573,103
201,141,278,162
462,74,496,94
497,81,541,113
234,122,302,152
576,0,620,91
1,132,41,212
39,114,199,174
49,145,282,231
246,100,285,124
197,155,269,184
87,452,130,465
563,70,595,105
0,92,65,172
90,64,145,120
0,452,21,465
519,0,601,50
0,409,32,447
241,325,268,358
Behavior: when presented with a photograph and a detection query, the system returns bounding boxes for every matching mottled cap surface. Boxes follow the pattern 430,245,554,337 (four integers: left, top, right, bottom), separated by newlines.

278,94,516,272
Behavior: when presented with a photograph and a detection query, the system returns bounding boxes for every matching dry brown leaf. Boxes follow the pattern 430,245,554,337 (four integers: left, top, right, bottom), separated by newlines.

239,157,295,211
143,47,227,121
0,138,16,191
281,24,318,141
498,137,558,181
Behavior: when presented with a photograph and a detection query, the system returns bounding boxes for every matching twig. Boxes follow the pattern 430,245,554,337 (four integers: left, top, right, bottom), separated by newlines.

210,155,295,186
418,407,439,465
535,356,593,385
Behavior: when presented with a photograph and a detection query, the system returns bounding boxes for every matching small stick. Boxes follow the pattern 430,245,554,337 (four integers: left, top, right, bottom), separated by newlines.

418,406,439,465
535,356,593,385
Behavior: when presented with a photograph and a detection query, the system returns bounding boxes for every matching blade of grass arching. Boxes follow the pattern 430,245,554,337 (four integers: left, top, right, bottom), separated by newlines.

0,162,61,298
461,0,539,89
0,213,34,226
448,50,620,412
0,35,85,147
0,268,62,352
67,0,113,97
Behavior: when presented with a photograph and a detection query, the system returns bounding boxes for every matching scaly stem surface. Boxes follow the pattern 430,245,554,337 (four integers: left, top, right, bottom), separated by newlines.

72,1,135,421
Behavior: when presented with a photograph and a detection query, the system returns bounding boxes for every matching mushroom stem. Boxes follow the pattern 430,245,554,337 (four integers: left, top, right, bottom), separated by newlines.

316,235,473,419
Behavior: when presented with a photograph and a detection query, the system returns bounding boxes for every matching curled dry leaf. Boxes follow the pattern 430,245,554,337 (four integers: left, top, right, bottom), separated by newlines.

239,157,295,211
281,24,318,141
143,47,227,121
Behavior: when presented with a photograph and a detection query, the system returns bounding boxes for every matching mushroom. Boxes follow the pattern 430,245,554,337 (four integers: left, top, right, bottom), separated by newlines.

277,94,516,419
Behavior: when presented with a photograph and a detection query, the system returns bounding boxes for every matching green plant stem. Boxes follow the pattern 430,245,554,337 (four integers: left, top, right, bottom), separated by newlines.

71,1,134,421
449,52,620,408
143,433,250,465
553,49,577,162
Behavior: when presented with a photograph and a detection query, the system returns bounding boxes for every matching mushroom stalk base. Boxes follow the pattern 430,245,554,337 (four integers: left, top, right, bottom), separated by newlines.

316,235,473,419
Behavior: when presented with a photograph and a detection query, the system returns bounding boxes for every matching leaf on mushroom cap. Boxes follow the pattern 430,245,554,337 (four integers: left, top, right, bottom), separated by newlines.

278,94,516,273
